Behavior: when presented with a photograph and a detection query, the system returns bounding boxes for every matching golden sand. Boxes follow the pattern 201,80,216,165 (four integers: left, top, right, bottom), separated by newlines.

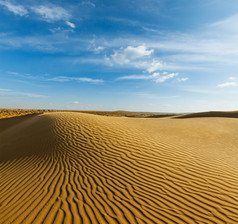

0,112,238,223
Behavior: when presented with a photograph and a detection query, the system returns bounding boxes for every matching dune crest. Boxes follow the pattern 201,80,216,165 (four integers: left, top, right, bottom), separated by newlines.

0,112,238,223
175,110,238,119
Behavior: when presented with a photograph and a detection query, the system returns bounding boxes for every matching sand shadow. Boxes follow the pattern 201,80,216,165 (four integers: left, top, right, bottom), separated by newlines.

0,114,57,163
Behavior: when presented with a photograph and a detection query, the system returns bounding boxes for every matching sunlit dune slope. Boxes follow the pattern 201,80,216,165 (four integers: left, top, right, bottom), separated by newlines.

0,112,238,224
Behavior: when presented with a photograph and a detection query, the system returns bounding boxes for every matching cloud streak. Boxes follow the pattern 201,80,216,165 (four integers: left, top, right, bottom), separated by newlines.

0,88,11,91
66,21,76,28
0,0,28,16
117,72,178,83
48,76,104,84
177,77,188,82
155,73,178,83
81,1,95,8
31,5,70,22
0,1,73,25
0,88,48,98
217,82,238,88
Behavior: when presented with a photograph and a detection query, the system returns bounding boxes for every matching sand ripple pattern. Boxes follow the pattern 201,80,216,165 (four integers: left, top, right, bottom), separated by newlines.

0,112,238,223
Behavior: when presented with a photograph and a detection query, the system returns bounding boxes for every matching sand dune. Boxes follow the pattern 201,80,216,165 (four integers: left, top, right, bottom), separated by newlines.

0,112,238,223
175,110,238,119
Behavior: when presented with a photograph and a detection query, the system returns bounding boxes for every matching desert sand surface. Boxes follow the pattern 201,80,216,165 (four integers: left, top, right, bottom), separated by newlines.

0,112,238,224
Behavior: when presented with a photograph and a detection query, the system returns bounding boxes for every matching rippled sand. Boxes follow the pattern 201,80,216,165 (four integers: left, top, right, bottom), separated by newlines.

0,112,238,223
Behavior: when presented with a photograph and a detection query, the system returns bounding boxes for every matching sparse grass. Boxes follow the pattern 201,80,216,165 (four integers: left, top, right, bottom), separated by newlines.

0,109,51,119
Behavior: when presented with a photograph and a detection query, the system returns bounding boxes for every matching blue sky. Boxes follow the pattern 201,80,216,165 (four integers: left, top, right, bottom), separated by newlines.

0,0,238,112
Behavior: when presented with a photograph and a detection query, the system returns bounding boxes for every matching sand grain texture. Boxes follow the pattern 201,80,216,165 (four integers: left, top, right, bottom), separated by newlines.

0,112,238,223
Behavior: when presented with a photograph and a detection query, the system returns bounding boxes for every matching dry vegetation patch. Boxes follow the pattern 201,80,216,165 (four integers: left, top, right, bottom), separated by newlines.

0,109,52,119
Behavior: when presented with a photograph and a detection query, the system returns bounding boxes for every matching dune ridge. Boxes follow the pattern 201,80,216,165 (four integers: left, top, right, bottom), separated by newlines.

0,112,238,223
174,110,238,119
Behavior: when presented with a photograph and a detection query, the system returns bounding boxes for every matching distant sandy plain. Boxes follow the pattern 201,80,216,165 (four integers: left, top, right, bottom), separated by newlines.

0,109,238,223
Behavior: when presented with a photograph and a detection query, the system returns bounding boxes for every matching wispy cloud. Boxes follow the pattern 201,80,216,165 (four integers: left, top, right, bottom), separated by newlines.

146,16,238,69
210,14,238,33
217,82,238,88
31,5,70,22
177,77,188,82
65,21,76,29
217,75,238,88
0,0,28,16
0,88,48,98
0,88,11,91
81,1,96,8
147,59,163,73
155,73,178,83
109,45,154,65
117,72,178,83
6,70,104,86
1,4,238,73
0,1,75,29
0,32,83,52
48,76,103,84
94,46,104,54
117,75,150,80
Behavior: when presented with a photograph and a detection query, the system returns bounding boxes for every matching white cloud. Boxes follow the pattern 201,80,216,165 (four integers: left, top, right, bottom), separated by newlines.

155,73,178,83
110,51,129,64
81,1,95,7
117,72,178,83
177,77,188,82
94,46,104,53
123,45,154,59
217,82,238,88
0,0,28,16
73,101,79,104
48,76,71,82
76,77,103,83
117,75,149,80
48,76,103,84
147,59,163,73
31,5,70,22
110,45,154,65
66,21,76,29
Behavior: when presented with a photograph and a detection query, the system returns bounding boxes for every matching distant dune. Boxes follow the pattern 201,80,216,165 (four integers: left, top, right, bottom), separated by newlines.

0,112,238,223
175,110,238,119
0,109,176,120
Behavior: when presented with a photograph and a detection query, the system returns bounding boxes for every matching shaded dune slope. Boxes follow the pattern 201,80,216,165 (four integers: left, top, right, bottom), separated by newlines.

0,112,238,223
